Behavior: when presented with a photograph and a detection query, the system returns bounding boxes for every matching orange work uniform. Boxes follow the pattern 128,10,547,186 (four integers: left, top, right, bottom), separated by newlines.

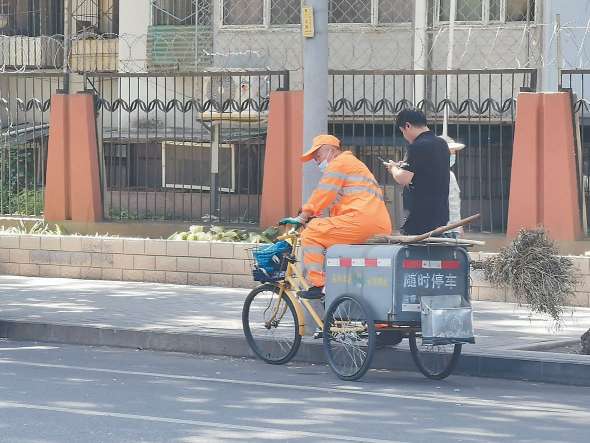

301,151,392,287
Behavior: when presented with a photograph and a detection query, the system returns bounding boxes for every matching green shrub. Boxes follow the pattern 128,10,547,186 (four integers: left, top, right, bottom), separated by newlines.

168,225,280,243
1,189,44,216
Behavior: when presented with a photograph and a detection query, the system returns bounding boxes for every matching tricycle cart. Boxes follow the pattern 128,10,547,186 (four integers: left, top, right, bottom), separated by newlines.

242,217,478,381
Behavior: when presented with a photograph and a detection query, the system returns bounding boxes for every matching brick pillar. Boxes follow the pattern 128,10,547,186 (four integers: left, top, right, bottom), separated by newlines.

45,92,103,222
507,92,582,240
259,91,304,228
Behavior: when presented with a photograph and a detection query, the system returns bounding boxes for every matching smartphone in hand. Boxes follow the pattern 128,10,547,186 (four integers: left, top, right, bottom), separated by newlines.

377,156,394,166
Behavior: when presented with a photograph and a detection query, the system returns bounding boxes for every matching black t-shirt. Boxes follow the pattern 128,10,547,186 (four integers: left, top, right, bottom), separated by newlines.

401,131,450,235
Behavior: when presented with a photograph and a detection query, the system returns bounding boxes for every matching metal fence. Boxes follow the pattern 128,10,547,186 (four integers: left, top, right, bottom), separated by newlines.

0,68,533,232
0,73,64,217
329,68,537,233
86,70,289,224
560,69,590,234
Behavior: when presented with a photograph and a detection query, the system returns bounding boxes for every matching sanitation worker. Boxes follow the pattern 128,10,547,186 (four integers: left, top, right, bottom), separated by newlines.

279,135,392,299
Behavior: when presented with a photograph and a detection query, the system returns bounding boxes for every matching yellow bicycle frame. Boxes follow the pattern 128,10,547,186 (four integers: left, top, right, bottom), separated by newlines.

270,228,325,337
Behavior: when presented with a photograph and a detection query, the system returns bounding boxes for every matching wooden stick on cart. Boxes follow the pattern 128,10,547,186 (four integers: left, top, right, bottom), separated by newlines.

369,214,483,245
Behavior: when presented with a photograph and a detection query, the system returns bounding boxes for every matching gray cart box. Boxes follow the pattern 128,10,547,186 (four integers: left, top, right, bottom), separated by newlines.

324,244,471,325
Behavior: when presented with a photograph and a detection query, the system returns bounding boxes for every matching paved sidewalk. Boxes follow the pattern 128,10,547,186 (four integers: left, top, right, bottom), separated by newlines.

1,275,589,349
1,275,590,385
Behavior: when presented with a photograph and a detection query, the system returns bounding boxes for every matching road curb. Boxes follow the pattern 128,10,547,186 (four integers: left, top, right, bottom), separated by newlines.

2,319,590,386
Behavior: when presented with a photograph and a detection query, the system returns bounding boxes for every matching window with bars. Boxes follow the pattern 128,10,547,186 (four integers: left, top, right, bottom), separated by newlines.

378,0,414,24
437,0,535,23
329,0,371,24
152,0,196,26
222,0,413,27
0,0,63,36
73,0,119,35
506,0,534,21
327,0,414,25
270,0,300,25
223,0,263,26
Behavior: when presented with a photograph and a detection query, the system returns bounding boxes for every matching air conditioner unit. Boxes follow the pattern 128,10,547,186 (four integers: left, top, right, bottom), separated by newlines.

161,141,236,192
201,75,270,102
201,75,239,104
200,75,272,119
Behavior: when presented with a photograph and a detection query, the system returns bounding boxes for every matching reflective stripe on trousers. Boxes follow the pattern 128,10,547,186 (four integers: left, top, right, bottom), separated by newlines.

301,244,326,287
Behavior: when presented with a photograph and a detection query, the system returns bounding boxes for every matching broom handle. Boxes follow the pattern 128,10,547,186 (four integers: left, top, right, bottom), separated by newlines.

399,214,481,243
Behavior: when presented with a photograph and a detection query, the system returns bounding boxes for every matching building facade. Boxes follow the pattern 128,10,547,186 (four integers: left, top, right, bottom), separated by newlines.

3,1,590,231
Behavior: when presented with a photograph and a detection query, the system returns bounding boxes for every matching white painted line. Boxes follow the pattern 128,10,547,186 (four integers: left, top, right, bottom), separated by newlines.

0,401,400,443
1,359,588,418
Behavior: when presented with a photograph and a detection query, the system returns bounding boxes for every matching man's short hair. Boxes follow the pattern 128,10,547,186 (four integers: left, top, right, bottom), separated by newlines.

396,108,427,129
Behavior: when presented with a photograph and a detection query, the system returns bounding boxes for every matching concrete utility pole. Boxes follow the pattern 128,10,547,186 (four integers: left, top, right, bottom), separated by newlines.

302,1,329,202
413,0,428,106
63,0,72,93
443,0,457,137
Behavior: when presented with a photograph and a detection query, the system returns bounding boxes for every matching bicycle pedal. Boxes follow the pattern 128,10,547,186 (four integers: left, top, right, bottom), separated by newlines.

313,330,324,339
297,287,324,300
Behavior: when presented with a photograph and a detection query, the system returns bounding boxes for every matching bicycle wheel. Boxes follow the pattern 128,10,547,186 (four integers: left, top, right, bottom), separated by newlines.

323,294,376,381
409,332,462,380
242,284,301,365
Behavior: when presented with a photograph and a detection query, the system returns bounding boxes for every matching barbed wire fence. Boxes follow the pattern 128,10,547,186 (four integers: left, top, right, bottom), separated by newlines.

0,24,585,72
0,1,588,72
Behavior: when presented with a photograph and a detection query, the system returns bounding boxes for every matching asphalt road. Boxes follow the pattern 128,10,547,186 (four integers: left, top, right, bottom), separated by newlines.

1,339,589,443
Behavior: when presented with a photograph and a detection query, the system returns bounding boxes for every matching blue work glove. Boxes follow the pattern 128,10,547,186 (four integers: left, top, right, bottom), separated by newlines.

278,216,305,228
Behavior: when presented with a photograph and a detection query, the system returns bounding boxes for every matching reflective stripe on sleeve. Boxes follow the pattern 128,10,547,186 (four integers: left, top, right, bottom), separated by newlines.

323,171,380,188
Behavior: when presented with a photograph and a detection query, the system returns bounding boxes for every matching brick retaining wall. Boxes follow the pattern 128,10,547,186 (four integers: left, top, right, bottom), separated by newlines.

1,234,589,307
0,234,257,289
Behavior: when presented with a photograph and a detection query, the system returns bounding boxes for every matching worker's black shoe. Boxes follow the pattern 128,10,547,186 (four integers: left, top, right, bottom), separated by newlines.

297,286,324,300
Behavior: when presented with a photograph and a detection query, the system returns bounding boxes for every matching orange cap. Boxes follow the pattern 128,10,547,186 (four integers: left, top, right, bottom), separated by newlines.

301,134,341,162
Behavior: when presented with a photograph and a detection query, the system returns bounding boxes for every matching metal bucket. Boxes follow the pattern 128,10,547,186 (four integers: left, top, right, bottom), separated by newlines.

420,295,475,345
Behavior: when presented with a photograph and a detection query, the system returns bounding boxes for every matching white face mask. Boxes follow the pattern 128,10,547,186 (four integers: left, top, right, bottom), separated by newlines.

450,154,456,168
318,159,329,172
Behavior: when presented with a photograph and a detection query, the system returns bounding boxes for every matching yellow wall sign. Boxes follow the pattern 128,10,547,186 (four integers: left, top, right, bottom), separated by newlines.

302,6,315,38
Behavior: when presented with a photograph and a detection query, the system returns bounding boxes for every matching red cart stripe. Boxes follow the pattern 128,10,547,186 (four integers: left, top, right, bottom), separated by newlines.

403,259,422,269
442,260,460,269
340,258,352,268
365,258,378,267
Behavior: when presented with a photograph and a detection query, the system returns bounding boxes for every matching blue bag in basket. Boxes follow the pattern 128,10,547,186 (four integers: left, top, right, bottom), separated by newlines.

253,240,292,281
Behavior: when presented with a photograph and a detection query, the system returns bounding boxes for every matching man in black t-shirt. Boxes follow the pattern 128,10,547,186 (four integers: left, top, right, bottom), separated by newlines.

388,109,450,235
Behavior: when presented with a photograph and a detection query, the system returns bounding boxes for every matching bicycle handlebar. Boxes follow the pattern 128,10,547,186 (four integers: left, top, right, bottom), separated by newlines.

275,215,317,241
277,228,299,241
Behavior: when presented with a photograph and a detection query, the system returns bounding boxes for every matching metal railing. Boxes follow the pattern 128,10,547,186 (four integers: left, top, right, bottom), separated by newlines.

86,70,289,224
560,69,590,234
329,68,537,233
0,72,64,217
